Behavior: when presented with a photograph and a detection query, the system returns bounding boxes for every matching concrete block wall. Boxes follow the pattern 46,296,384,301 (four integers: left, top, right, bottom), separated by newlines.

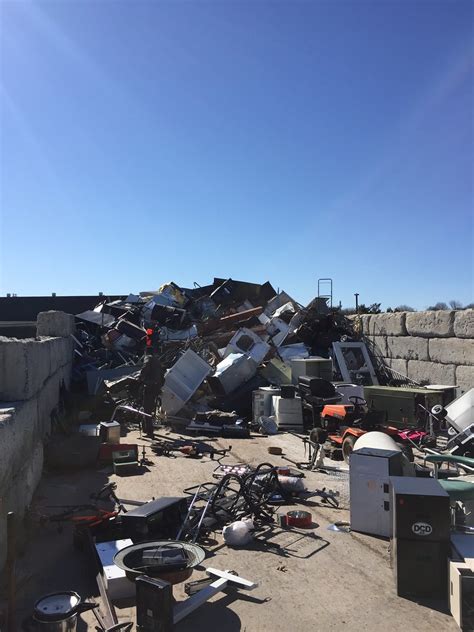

0,311,75,570
356,310,474,392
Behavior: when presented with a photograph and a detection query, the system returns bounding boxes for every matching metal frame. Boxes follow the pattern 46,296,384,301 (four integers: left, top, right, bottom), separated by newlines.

317,278,333,308
332,342,379,385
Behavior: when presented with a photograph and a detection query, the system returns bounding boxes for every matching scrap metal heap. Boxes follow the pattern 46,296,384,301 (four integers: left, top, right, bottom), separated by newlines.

72,277,354,431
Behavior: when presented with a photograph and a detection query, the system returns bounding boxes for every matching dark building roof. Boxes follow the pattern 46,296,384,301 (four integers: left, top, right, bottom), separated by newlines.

0,295,124,322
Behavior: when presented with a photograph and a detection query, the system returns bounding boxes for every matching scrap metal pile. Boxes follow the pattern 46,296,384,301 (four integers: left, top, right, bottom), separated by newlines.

73,277,354,433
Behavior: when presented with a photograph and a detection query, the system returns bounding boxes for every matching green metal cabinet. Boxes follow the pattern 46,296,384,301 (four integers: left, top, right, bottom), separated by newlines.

363,386,445,428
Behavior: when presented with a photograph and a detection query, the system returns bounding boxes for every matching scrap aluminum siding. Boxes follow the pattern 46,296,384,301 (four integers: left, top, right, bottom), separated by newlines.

161,349,212,415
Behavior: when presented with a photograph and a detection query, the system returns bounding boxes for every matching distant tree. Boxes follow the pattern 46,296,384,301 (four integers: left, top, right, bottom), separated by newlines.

427,302,449,310
386,307,393,313
358,303,382,314
394,305,416,312
465,303,474,309
449,300,463,309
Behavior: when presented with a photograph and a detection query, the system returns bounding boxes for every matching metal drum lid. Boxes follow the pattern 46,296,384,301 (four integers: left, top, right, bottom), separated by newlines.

34,591,81,621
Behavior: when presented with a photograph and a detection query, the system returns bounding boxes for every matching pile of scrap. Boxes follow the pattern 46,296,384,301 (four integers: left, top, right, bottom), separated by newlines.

72,277,354,435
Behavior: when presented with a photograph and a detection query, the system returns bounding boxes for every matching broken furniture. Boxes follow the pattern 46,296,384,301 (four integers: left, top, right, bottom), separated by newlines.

135,568,257,631
390,476,450,599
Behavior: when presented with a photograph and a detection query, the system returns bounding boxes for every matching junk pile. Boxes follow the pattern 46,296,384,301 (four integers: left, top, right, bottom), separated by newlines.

72,278,356,436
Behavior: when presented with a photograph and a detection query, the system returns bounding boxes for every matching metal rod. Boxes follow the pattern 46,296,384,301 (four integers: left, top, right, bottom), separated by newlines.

192,492,214,543
176,485,202,540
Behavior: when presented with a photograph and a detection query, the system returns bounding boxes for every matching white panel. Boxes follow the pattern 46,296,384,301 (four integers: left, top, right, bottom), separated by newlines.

162,349,212,415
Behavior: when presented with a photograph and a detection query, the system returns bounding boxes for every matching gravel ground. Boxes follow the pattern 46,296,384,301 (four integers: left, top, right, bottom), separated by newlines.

14,428,457,631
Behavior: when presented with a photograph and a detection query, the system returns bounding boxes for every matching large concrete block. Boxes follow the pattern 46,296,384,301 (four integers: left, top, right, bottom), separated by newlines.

407,360,456,386
37,372,61,436
406,310,454,338
388,358,409,376
0,337,51,401
0,398,39,492
454,310,474,339
45,337,74,374
386,336,429,361
37,311,75,338
347,314,372,337
369,313,406,336
364,335,387,357
0,441,43,570
429,338,474,366
358,314,371,335
456,365,474,394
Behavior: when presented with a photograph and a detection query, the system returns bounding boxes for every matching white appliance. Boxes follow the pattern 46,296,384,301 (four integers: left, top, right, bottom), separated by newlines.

224,328,271,364
161,349,212,415
208,353,258,395
272,395,304,431
449,559,474,631
350,447,403,537
95,539,134,600
252,386,280,423
446,388,474,433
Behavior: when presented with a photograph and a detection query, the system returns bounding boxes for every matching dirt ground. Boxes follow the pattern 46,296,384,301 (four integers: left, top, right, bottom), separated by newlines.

14,428,457,631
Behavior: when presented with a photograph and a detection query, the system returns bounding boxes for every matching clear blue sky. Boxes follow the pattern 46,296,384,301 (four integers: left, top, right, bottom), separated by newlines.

1,0,472,310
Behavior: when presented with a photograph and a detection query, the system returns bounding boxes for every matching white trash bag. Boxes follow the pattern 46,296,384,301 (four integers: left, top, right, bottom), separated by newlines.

223,518,254,546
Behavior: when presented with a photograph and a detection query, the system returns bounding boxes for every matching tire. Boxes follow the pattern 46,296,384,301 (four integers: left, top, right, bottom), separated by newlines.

342,434,357,463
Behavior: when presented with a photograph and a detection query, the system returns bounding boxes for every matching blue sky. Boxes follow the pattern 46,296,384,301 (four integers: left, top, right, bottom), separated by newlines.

1,0,472,310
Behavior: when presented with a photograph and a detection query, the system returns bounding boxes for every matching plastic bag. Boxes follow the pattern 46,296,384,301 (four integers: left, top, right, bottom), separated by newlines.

223,518,254,546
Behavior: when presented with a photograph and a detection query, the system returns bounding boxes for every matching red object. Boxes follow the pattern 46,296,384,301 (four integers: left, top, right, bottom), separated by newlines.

146,328,153,347
99,443,138,464
286,510,312,528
